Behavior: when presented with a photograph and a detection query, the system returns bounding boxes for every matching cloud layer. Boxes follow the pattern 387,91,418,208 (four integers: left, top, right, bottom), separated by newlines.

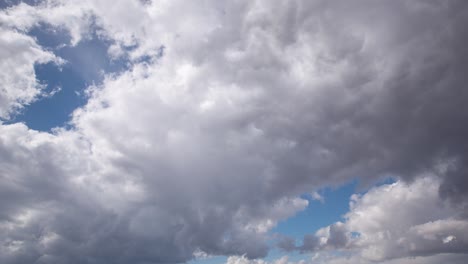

1,0,468,263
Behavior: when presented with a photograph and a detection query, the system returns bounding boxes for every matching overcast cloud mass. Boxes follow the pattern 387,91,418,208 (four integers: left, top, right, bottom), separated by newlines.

1,0,468,263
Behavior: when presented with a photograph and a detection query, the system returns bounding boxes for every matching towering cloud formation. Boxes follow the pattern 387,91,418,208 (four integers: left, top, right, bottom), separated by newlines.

1,0,468,263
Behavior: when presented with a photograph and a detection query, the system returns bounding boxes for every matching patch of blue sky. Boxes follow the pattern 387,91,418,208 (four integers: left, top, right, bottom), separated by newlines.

186,180,359,264
272,175,397,241
189,177,397,264
272,180,358,241
8,23,130,131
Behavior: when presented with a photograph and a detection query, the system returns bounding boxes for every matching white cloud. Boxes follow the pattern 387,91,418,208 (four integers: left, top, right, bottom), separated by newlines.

227,253,468,264
291,178,468,262
311,192,324,203
226,255,299,264
0,2,94,45
348,178,468,261
309,252,468,264
0,27,63,119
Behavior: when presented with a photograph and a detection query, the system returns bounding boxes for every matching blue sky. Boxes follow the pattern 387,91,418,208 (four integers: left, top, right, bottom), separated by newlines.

8,24,127,131
1,2,468,264
273,183,356,239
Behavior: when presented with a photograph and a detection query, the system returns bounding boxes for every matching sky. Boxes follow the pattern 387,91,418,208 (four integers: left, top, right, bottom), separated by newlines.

1,1,468,264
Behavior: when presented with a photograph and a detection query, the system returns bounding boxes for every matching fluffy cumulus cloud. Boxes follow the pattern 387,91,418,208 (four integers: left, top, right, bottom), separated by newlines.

281,177,468,262
0,25,63,119
1,0,468,263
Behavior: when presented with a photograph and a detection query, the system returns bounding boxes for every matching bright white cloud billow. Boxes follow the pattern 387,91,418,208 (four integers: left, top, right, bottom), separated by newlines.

0,26,63,119
1,0,468,263
281,177,468,262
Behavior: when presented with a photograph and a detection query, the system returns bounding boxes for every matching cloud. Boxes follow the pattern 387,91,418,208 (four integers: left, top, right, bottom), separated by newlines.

226,255,296,264
284,177,468,261
0,26,63,119
226,253,468,264
1,0,468,263
346,178,468,261
309,252,468,264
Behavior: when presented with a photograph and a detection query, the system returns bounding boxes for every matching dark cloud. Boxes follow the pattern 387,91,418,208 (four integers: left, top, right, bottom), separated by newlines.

278,222,348,253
